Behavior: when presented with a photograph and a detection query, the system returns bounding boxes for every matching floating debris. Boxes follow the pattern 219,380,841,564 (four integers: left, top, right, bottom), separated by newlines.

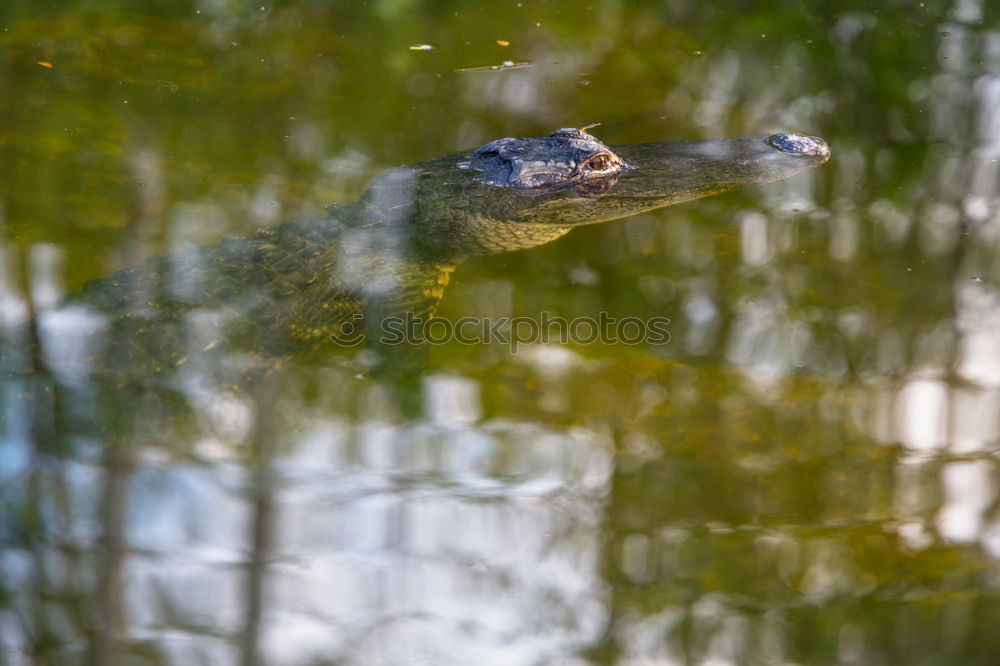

454,60,532,72
496,39,510,46
36,61,53,68
409,43,436,51
157,80,179,94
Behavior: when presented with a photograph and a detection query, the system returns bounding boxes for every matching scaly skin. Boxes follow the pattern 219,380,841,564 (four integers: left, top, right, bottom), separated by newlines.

67,128,829,386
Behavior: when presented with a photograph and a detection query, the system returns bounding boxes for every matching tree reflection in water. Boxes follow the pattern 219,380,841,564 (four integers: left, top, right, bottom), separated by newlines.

2,1,1000,664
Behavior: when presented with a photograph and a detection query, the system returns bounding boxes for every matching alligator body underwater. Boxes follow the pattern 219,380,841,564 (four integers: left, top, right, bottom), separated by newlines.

50,127,829,387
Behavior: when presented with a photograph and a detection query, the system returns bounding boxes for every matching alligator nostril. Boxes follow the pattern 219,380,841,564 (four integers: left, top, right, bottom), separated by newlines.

766,133,830,157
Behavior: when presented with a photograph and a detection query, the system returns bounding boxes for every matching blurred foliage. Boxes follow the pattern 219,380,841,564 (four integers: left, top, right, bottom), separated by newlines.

1,0,999,664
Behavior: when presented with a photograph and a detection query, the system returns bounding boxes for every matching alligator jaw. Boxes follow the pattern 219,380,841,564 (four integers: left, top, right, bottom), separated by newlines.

490,133,830,227
608,133,830,206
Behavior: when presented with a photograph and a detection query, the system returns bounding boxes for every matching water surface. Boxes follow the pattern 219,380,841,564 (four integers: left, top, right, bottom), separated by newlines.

1,2,999,665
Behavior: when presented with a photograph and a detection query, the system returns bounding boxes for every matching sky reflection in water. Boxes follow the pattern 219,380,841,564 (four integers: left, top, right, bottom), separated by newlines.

1,1,1000,665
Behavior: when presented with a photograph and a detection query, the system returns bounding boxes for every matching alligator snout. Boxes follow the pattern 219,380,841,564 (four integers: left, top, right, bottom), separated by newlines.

766,133,830,158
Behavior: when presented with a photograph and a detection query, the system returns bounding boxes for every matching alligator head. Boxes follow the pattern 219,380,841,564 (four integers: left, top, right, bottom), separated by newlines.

375,127,830,256
468,127,633,197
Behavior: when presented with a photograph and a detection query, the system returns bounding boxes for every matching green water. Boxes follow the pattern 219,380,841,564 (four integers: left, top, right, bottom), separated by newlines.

2,1,999,665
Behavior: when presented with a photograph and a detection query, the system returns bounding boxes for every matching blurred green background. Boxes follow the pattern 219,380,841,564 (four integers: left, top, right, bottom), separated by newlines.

1,1,999,665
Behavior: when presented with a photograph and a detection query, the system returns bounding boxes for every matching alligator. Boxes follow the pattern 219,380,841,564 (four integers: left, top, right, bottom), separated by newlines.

47,127,828,390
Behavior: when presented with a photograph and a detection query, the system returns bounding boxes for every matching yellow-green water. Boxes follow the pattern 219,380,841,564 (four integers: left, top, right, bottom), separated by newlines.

2,2,999,665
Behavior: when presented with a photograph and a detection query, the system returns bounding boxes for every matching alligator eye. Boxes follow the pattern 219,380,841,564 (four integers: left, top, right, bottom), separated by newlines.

587,154,611,171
